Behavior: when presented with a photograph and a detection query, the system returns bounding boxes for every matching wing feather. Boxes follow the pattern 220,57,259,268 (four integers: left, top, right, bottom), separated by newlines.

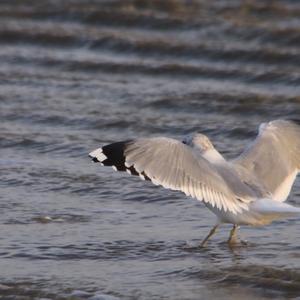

90,137,251,214
234,120,300,202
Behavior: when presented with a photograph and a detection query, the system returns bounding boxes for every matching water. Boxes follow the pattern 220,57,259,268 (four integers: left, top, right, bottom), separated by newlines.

1,0,300,299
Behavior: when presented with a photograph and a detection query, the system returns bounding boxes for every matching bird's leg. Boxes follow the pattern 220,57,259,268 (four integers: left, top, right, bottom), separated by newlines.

227,224,239,245
200,224,219,247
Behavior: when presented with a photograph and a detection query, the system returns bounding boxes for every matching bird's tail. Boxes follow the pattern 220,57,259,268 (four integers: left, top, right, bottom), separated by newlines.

251,198,300,217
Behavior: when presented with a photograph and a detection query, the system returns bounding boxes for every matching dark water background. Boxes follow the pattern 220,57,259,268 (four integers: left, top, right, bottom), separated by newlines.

1,0,300,299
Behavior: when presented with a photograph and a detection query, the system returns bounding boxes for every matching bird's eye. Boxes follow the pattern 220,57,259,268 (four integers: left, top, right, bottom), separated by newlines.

182,140,187,144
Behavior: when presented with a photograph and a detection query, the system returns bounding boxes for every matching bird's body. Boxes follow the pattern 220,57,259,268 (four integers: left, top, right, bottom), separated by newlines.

89,120,300,245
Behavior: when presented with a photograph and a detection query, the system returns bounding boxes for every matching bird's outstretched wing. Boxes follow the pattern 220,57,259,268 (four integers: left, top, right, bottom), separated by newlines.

233,120,300,202
89,137,251,214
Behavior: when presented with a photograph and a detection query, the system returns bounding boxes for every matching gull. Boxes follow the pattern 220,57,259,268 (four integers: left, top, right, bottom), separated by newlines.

89,120,300,246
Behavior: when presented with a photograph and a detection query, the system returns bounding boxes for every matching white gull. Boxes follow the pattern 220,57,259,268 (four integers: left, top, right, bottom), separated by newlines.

89,120,300,246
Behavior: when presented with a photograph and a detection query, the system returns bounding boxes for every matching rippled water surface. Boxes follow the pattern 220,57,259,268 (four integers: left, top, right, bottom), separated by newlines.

1,1,300,299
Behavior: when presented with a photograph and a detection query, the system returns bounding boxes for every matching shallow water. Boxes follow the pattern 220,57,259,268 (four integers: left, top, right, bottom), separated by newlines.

1,0,300,299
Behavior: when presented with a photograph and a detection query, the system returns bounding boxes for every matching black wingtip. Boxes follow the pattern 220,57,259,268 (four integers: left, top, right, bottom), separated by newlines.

92,157,99,162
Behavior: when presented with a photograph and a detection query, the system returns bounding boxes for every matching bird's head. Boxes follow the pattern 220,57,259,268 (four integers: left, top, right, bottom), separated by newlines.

182,133,215,153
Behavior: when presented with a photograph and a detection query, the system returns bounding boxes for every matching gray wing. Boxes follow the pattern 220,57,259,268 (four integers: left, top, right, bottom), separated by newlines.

233,120,300,202
89,137,251,214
